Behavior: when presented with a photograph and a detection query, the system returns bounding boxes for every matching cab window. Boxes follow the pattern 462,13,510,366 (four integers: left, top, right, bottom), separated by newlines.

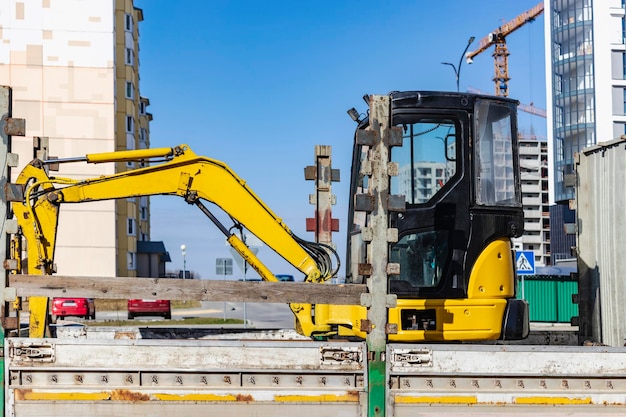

390,118,458,204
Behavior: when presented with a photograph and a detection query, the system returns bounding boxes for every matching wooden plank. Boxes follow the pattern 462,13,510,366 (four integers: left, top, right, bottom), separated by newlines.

9,275,366,305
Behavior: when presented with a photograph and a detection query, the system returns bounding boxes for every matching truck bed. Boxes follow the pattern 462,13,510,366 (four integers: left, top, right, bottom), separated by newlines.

5,327,626,416
5,328,366,417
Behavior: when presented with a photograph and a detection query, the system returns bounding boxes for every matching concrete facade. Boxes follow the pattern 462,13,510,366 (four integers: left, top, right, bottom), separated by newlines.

513,136,550,267
396,162,448,204
0,0,151,277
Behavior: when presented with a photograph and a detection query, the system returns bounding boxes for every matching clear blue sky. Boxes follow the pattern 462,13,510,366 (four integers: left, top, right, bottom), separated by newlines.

134,0,547,280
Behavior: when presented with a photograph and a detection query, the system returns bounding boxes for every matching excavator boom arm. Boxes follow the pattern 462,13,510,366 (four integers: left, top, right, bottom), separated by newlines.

16,144,328,283
13,144,339,337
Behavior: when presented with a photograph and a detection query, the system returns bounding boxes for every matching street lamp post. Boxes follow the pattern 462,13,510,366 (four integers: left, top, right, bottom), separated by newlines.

441,36,475,92
180,244,187,279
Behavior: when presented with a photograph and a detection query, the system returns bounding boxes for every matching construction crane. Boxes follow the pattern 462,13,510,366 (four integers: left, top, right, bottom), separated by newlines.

465,2,544,97
467,86,546,118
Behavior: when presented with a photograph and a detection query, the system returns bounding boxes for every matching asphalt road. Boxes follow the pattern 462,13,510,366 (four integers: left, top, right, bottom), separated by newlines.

175,301,295,329
95,301,295,329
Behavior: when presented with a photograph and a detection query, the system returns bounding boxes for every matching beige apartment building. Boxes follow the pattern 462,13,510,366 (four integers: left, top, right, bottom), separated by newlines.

0,0,162,278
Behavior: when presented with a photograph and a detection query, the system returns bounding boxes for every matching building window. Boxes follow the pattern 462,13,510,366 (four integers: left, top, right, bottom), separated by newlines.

126,116,134,133
140,197,148,220
126,81,134,99
554,73,562,95
128,218,136,235
125,13,133,32
140,101,146,115
127,134,136,150
140,127,147,143
125,48,134,65
555,106,563,129
127,252,136,270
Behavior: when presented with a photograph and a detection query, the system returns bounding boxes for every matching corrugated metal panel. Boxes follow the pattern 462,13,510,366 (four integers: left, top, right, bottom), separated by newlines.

549,204,576,262
576,137,626,346
524,279,557,322
518,277,578,323
556,280,578,323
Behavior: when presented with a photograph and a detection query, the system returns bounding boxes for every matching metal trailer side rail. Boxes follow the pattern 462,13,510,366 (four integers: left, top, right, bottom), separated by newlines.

387,343,626,416
5,338,367,417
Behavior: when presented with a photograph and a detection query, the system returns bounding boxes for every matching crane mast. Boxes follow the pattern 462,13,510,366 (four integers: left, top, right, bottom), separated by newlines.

465,2,544,97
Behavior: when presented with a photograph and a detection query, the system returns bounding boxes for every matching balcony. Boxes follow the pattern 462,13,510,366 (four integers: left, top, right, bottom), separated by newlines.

524,222,542,232
520,234,543,244
521,183,541,193
518,147,540,156
523,197,541,206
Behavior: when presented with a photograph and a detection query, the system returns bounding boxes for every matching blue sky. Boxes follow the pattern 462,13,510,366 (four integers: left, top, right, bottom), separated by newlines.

135,0,547,280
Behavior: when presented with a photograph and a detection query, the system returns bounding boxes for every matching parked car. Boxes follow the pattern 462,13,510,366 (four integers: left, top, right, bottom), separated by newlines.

127,299,171,320
51,297,95,322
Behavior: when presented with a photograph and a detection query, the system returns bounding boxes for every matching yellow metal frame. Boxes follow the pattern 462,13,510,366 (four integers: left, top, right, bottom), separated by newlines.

12,145,332,337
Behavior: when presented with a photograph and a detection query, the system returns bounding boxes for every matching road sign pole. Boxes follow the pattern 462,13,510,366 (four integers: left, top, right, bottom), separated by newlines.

515,250,536,301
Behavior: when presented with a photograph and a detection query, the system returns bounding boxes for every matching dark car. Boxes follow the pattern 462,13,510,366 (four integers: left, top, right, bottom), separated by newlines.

127,299,171,320
276,274,295,282
51,297,95,322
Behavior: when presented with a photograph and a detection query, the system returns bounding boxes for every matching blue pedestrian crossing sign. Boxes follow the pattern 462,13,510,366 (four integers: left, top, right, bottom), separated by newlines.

516,251,535,275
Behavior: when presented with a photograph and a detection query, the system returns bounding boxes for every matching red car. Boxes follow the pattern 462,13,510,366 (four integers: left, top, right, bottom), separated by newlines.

127,299,171,320
51,298,95,322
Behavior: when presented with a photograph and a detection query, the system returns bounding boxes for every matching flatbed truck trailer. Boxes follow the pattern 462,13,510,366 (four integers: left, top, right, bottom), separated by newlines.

5,328,626,416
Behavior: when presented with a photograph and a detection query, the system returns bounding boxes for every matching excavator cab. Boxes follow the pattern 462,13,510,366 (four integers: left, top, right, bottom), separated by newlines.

315,91,529,341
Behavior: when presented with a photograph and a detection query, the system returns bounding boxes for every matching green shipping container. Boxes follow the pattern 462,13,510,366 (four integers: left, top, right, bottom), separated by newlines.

518,276,579,323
